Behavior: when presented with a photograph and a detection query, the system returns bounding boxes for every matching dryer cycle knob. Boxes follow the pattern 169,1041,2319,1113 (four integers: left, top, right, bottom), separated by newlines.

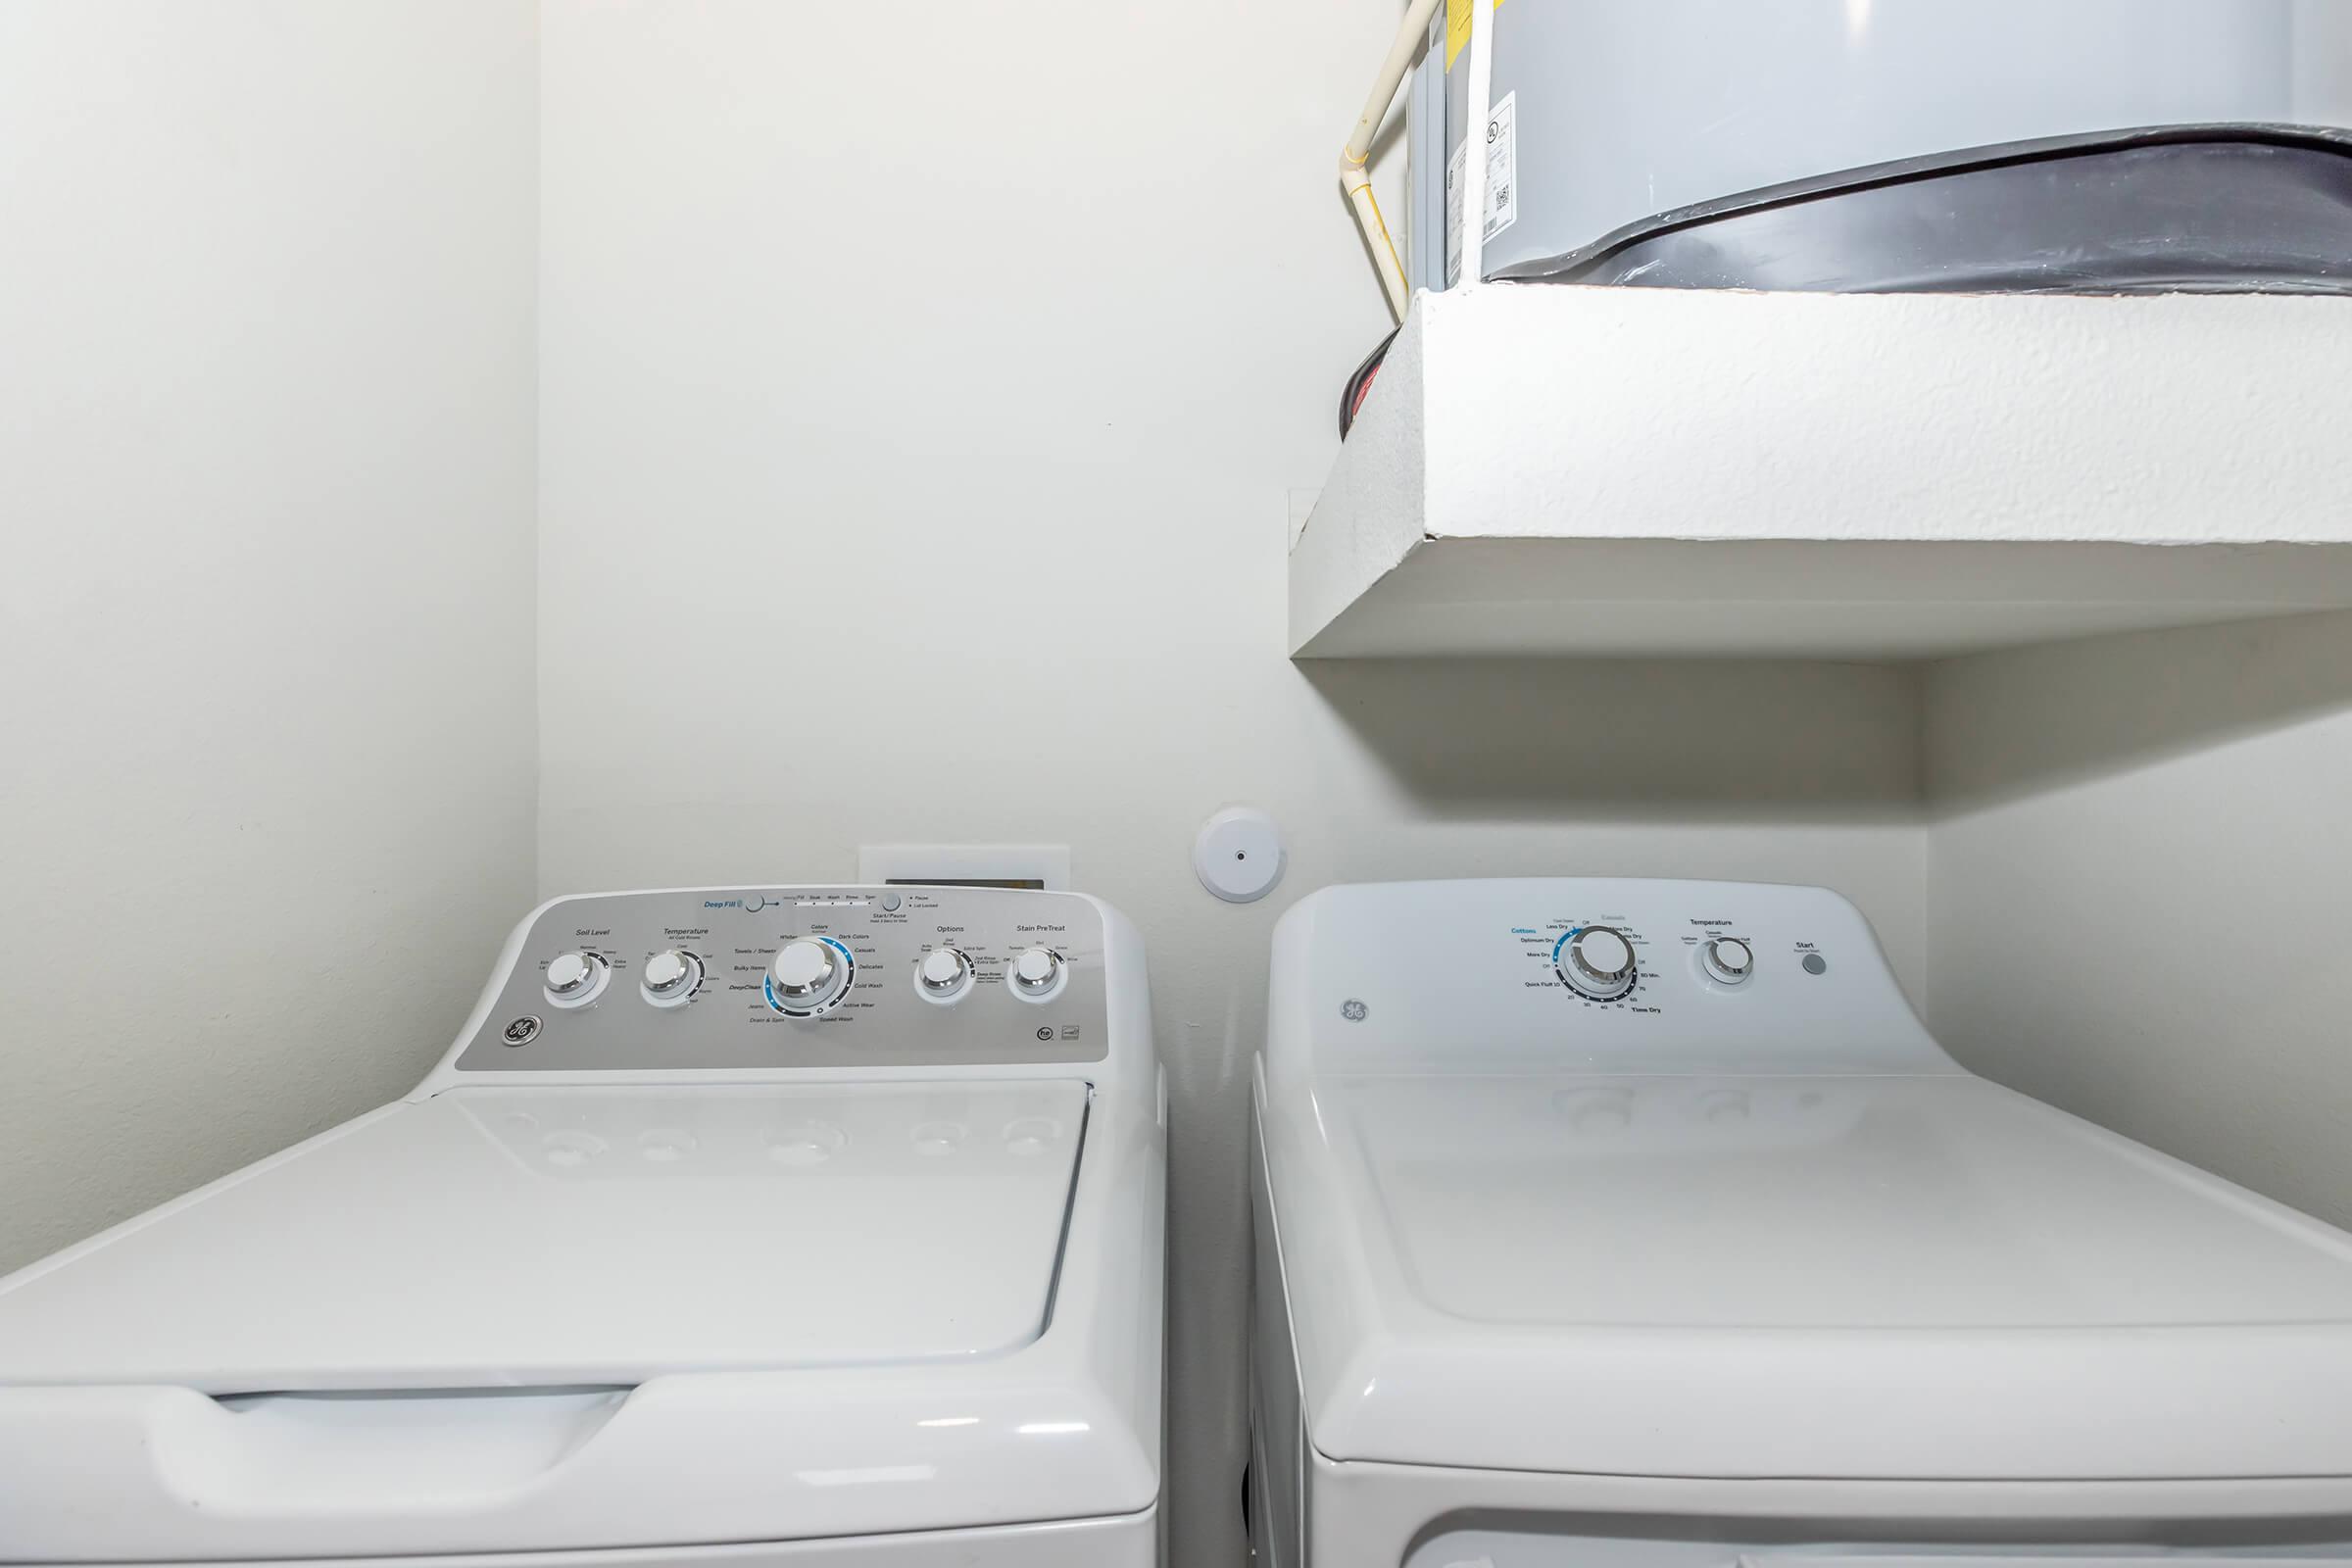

1560,926,1638,1001
642,948,704,1005
544,950,611,1008
1700,936,1754,986
1009,947,1066,1001
916,946,974,1003
768,939,852,1015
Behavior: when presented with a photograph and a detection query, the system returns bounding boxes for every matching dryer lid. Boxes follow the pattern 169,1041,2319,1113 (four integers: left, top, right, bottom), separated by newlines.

0,1081,1090,1394
1268,1069,2352,1479
1343,1071,2352,1333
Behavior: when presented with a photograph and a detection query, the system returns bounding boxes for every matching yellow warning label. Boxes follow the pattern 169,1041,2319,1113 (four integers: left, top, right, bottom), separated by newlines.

1445,0,1507,73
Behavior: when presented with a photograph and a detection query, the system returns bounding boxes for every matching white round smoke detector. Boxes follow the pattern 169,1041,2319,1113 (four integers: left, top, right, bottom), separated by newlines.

1194,806,1285,904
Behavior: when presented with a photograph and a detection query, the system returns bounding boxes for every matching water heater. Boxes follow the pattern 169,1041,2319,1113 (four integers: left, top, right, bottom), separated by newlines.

1407,0,2352,293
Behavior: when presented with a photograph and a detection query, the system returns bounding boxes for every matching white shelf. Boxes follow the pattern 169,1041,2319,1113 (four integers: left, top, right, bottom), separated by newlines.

1291,285,2352,661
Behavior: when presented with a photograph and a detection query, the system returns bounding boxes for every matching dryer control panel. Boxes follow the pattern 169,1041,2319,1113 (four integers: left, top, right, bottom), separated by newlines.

1269,877,1955,1077
454,887,1108,1071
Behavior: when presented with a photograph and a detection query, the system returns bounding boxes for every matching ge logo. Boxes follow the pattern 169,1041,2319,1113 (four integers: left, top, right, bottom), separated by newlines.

1341,999,1369,1023
1036,1026,1054,1042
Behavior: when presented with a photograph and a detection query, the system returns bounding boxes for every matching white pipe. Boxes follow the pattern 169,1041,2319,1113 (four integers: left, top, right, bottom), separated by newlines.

1341,0,1445,322
1455,0,1495,290
1342,166,1411,323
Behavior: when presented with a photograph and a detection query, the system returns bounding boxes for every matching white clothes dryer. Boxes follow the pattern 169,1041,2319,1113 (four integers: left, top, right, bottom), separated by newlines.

1250,878,2352,1568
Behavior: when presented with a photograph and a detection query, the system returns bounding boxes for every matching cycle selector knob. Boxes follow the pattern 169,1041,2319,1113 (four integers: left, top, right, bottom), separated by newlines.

1559,926,1639,1001
768,939,853,1015
915,946,974,1004
641,948,703,1006
1700,936,1754,986
1009,947,1066,1002
544,950,611,1008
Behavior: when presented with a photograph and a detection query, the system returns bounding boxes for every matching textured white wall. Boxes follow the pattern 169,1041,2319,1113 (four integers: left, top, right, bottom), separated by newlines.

0,3,540,1268
1926,610,2352,1231
535,5,1927,1562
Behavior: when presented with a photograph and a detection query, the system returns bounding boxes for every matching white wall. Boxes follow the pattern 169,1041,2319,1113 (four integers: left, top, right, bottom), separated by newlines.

1926,610,2352,1231
0,3,539,1269
2296,0,2352,124
535,6,1928,1562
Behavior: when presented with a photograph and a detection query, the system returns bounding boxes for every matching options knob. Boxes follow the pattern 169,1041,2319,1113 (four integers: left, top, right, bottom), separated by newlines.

641,948,704,1006
767,939,853,1016
914,946,974,1004
544,950,611,1009
1559,926,1639,1001
1008,947,1066,1003
1700,936,1754,987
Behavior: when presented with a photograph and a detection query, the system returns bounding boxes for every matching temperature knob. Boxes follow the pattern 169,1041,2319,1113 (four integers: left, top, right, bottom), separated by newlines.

1559,926,1638,1001
641,948,703,1006
1700,937,1754,987
543,950,611,1009
915,946,974,1004
767,939,853,1016
1008,947,1066,1002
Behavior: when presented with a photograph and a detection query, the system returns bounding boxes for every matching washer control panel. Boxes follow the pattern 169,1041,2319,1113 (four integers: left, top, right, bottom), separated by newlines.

456,887,1108,1072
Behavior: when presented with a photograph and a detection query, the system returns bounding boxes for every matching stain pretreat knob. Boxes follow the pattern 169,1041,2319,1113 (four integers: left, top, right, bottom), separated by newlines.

1009,947,1066,1002
1561,926,1638,1001
642,948,703,1006
915,946,974,1004
544,950,611,1009
768,939,851,1015
1701,936,1755,987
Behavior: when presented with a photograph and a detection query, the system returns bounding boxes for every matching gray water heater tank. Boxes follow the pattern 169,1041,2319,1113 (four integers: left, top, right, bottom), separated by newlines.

1407,0,2352,292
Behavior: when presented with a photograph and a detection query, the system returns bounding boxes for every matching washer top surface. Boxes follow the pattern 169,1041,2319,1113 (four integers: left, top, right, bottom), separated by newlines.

0,1080,1088,1393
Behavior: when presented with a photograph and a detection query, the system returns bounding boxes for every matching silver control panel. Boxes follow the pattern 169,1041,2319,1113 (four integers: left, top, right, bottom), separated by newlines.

455,887,1109,1072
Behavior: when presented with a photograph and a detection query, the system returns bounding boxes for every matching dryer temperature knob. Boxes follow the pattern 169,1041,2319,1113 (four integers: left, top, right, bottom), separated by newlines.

1701,937,1754,986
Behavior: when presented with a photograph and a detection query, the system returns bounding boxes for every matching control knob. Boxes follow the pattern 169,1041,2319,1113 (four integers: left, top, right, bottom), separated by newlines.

915,946,974,1004
1559,926,1639,1002
1700,937,1754,987
1008,947,1066,1002
768,939,853,1016
544,950,611,1009
641,948,704,1006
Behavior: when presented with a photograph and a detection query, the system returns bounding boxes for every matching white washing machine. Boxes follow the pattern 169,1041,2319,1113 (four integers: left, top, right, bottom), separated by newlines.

1250,878,2352,1568
0,884,1162,1567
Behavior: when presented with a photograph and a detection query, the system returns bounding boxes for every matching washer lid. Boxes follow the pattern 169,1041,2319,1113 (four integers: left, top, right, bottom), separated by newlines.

1269,1070,2352,1479
0,1081,1089,1394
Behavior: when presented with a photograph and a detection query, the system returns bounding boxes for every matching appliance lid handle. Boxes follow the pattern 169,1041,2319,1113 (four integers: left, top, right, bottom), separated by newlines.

1,1383,631,1515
